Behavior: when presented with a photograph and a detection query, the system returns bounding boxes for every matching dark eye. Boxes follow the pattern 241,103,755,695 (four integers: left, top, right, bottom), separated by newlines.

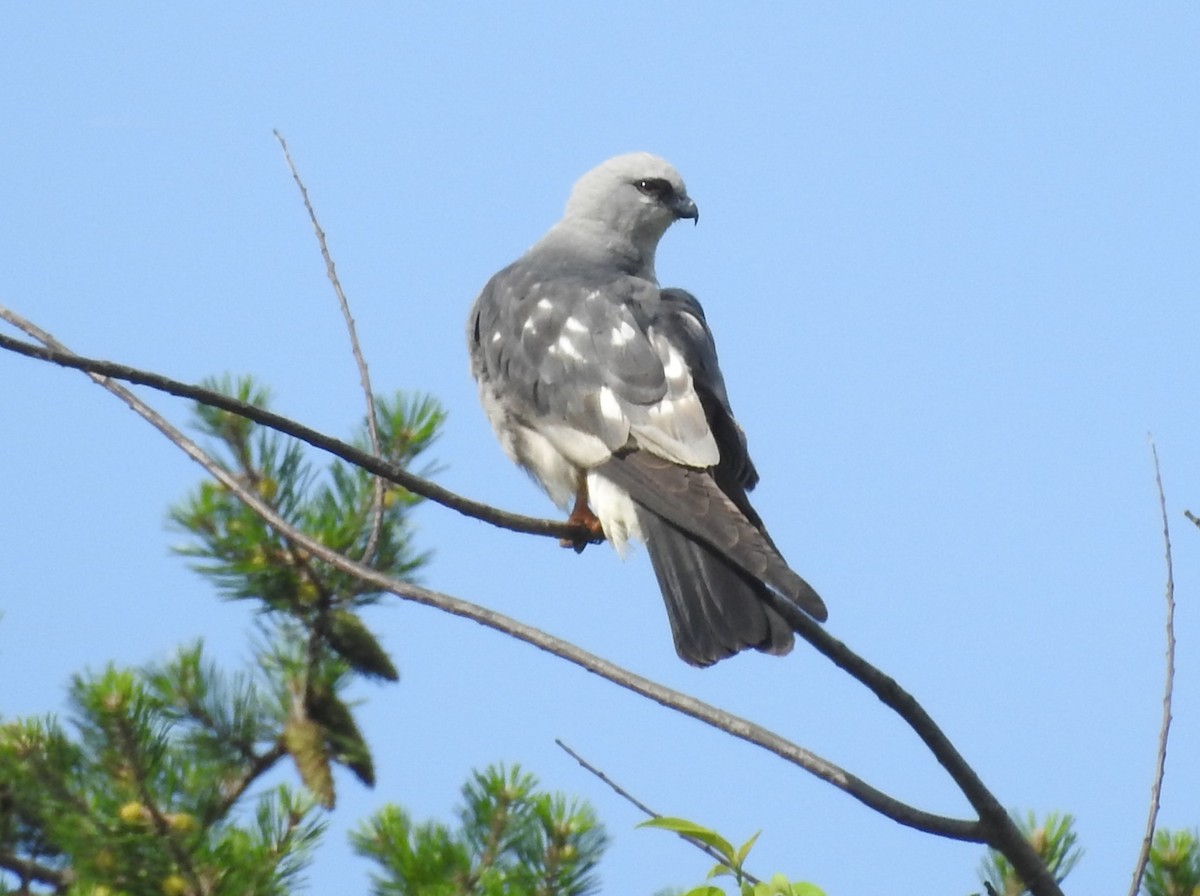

635,178,674,201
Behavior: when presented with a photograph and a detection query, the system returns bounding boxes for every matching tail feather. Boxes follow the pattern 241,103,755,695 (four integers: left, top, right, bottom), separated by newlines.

639,510,793,666
597,452,828,623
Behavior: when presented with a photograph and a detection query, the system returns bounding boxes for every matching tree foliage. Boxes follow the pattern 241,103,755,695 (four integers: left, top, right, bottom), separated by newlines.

0,377,618,896
978,811,1082,896
0,644,325,896
352,765,607,896
1143,829,1200,896
2,377,414,894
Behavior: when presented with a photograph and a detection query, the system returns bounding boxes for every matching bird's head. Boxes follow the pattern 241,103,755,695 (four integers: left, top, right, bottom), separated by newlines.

563,153,699,253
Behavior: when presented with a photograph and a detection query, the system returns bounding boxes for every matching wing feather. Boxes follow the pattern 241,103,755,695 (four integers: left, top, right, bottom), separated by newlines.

469,257,718,468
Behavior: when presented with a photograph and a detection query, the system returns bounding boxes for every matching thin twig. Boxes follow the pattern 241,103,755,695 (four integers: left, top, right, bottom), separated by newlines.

554,739,761,885
205,739,289,824
555,739,663,822
1127,437,1176,896
273,130,387,565
0,307,986,847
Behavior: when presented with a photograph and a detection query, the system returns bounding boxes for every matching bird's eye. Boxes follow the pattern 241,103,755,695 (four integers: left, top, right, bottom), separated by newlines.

635,178,674,201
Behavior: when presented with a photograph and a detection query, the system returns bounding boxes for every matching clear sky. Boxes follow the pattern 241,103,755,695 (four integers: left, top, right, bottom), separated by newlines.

2,4,1198,894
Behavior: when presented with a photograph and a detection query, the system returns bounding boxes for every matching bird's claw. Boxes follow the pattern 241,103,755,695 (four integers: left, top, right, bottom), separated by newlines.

560,506,606,553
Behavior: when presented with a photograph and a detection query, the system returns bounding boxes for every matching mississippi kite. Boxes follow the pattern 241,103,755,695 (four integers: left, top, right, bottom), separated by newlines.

467,152,826,666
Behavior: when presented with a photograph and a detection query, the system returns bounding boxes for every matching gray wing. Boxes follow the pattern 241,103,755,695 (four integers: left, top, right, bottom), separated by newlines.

652,288,759,490
468,256,717,469
598,288,827,665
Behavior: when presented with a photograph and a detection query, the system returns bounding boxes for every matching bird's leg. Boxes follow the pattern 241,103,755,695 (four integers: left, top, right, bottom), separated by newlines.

561,475,605,553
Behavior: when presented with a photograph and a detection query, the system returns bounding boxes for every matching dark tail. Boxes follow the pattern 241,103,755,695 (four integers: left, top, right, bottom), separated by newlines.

596,451,827,666
639,510,794,666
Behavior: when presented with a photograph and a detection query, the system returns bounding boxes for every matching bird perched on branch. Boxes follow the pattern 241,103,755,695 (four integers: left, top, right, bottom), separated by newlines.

467,152,826,666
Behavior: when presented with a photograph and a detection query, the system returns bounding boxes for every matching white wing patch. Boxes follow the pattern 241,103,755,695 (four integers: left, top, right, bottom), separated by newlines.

539,421,612,469
661,344,685,379
564,316,588,334
610,320,636,347
598,386,624,422
624,332,719,468
556,334,585,361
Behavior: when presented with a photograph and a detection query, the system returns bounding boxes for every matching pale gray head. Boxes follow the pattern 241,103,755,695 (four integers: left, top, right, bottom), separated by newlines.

562,153,699,251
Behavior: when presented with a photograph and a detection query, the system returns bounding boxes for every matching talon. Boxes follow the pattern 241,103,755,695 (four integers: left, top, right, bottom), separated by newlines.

559,478,606,552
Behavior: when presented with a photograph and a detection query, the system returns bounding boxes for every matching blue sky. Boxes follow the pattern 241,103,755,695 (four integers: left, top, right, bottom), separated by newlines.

2,4,1198,893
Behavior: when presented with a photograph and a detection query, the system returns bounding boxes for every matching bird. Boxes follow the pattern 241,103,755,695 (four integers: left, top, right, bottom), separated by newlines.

467,152,826,666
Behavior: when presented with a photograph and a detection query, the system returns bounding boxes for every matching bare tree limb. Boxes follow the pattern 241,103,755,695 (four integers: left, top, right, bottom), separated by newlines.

555,738,761,885
0,306,987,848
1127,437,1177,896
757,594,1056,892
0,327,586,544
273,130,388,565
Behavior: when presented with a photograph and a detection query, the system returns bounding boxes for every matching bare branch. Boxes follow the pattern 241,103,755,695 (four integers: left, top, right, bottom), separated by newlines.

757,595,1058,893
273,130,387,565
0,306,983,846
555,738,760,885
0,327,590,544
555,739,663,825
1127,437,1176,896
0,850,69,892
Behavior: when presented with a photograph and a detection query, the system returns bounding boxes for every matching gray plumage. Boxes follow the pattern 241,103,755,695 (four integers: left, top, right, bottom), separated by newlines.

467,153,826,666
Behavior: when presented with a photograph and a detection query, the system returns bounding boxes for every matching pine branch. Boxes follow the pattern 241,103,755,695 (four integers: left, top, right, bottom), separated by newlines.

108,711,204,895
210,739,289,823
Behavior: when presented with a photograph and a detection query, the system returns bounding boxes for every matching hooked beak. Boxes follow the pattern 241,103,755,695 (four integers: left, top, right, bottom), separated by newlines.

671,194,699,225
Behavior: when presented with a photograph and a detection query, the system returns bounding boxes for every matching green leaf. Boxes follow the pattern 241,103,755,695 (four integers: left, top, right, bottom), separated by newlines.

734,830,762,867
325,610,399,682
639,816,736,864
682,888,726,896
